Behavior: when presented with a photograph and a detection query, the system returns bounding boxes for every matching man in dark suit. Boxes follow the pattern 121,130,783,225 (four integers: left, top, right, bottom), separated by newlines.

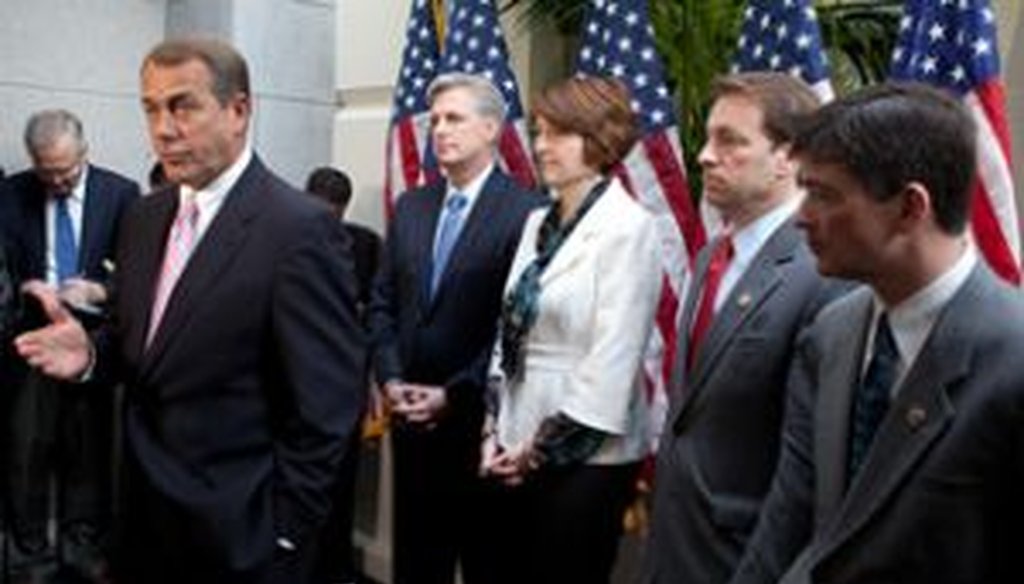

645,73,839,584
0,109,139,574
16,37,365,584
303,165,380,584
730,83,1024,584
369,72,543,584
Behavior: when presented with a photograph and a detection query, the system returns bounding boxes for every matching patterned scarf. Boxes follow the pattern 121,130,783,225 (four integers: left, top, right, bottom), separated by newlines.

498,178,610,381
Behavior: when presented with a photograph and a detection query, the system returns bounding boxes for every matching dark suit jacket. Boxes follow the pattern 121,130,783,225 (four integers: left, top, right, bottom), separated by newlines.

0,164,139,284
647,219,841,584
107,157,365,582
370,169,544,421
344,221,382,319
731,264,1024,584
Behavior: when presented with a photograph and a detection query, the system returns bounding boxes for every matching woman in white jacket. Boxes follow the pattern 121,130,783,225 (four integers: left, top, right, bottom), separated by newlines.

478,76,662,584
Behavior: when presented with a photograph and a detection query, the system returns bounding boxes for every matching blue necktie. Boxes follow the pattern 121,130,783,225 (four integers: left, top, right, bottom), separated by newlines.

55,195,78,283
848,313,899,483
430,193,468,298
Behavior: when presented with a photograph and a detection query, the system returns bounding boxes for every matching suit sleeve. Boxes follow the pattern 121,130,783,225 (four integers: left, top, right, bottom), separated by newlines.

730,328,818,584
270,210,367,546
367,210,404,384
560,210,661,435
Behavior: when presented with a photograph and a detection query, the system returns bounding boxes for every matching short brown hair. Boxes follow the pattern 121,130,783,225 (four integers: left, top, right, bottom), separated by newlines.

531,76,638,172
710,72,820,146
142,37,250,106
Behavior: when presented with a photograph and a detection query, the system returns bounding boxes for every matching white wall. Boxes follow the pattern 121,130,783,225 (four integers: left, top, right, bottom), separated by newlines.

0,0,166,182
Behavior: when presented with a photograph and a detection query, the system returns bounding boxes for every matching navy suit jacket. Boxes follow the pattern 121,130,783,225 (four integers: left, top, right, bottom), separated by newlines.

370,169,545,422
106,157,365,582
0,164,139,284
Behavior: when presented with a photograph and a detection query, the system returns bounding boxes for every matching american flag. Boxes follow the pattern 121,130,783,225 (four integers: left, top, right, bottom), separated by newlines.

439,0,536,189
890,0,1020,284
732,0,834,102
384,0,536,215
576,0,707,450
384,0,443,215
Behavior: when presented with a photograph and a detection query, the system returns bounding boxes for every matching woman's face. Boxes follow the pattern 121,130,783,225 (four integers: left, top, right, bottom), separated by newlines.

533,115,598,191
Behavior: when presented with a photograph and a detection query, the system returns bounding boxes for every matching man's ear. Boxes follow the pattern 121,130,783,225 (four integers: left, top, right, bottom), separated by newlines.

772,142,797,181
898,181,932,226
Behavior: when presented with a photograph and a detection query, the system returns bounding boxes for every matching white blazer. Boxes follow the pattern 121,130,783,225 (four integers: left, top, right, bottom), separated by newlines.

490,177,662,465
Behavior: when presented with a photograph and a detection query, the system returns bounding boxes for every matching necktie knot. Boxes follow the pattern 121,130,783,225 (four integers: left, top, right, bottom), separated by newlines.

446,193,468,213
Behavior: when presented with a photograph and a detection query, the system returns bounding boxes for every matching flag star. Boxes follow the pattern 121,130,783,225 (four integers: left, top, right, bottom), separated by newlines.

597,56,607,68
760,14,772,30
630,99,640,112
921,55,938,74
503,79,514,91
950,65,966,82
777,24,788,40
784,0,794,6
634,73,648,87
423,58,434,70
753,44,764,58
892,46,905,62
483,70,495,81
468,37,480,50
641,47,654,61
456,7,467,20
940,0,954,5
730,63,741,74
418,26,429,39
789,65,803,77
929,23,945,42
453,30,465,44
959,0,969,9
900,15,913,32
581,47,593,61
588,21,599,35
805,7,817,21
612,63,626,77
982,8,994,23
413,77,425,88
473,14,485,27
626,12,639,26
769,53,782,68
466,61,477,72
744,6,756,20
656,85,668,98
957,31,966,46
973,37,991,56
738,35,747,49
620,37,633,51
488,46,501,60
650,110,665,124
404,96,415,108
796,34,811,50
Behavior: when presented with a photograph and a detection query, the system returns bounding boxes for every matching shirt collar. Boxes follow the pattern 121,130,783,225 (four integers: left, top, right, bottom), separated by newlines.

872,243,978,372
729,195,800,269
445,162,494,211
179,147,253,215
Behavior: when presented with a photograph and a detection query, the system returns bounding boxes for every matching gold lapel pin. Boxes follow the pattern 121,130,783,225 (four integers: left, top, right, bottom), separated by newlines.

905,405,927,430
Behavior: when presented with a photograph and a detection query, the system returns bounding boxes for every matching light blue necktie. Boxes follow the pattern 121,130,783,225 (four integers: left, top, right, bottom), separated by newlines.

55,195,78,282
430,193,469,298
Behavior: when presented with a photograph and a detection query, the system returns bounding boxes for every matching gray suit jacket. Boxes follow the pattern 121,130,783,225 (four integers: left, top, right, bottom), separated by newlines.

646,219,840,584
731,264,1024,584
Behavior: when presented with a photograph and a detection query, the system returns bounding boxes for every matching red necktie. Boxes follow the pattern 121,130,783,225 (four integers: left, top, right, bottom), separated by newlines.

687,235,734,369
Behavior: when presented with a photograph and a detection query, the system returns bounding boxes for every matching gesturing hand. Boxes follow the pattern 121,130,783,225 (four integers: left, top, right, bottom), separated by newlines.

14,280,92,381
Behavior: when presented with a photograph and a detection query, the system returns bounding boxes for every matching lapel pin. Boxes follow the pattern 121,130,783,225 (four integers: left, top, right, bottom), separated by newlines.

737,292,752,309
905,405,927,430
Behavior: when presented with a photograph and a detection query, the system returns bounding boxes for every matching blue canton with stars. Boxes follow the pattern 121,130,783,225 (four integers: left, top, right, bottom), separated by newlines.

440,0,526,119
732,0,830,85
392,0,441,122
890,0,1001,96
576,0,676,135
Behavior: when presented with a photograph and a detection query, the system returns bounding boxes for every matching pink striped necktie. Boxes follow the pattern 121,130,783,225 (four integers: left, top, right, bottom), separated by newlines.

147,196,200,346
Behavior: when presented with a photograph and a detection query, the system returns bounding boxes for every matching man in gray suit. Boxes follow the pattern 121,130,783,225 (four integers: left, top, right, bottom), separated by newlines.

646,72,839,584
731,83,1024,584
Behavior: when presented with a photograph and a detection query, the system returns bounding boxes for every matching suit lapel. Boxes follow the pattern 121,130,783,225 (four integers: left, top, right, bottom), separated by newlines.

813,291,872,523
125,188,177,367
816,269,986,559
78,168,105,274
672,221,801,424
141,160,265,371
25,181,47,278
538,182,620,287
417,183,446,313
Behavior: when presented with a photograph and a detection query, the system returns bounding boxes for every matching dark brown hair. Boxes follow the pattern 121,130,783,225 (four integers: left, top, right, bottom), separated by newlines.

710,72,820,146
531,76,638,172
